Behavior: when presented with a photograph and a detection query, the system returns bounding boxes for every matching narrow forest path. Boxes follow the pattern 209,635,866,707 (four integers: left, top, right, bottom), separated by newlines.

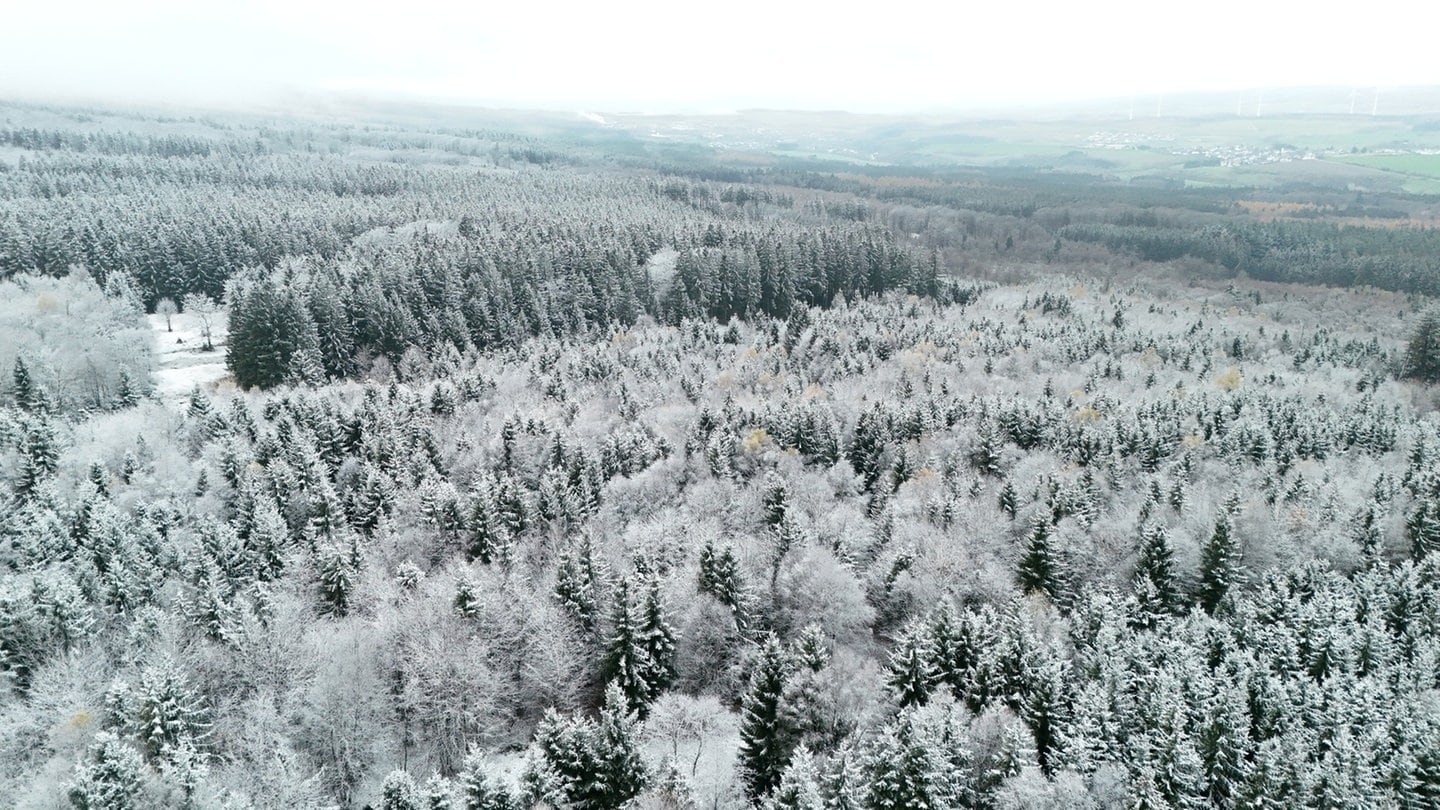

147,309,231,406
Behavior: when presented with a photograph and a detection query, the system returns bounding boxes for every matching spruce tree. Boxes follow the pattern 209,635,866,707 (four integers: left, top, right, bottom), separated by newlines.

998,480,1017,519
1199,516,1239,614
316,543,355,617
886,622,936,708
864,713,945,810
16,419,60,499
1403,308,1440,383
764,471,790,528
556,541,601,635
1017,520,1065,604
1407,499,1440,559
381,770,423,810
740,636,798,801
68,731,144,810
637,576,678,702
602,577,650,712
764,746,825,810
586,681,648,809
459,752,514,810
792,624,831,673
133,659,208,764
12,355,36,411
1134,523,1180,621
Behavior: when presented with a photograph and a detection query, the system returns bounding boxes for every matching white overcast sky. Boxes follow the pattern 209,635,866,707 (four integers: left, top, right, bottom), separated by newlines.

3,0,1439,113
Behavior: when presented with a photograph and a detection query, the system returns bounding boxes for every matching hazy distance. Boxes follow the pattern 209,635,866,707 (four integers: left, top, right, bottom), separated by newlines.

4,0,1440,114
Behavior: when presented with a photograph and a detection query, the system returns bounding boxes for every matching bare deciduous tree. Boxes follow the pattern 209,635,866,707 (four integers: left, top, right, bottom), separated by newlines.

156,297,178,333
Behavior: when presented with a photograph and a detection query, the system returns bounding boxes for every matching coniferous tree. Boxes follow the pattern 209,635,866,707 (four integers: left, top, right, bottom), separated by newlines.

637,576,678,703
1407,499,1440,559
587,681,649,809
1134,523,1180,621
1199,516,1239,614
764,746,826,810
133,659,208,764
792,624,831,674
699,540,747,627
316,542,355,617
1403,309,1440,383
886,622,936,708
459,752,514,810
1017,520,1065,604
12,355,36,411
764,471,790,528
602,577,650,712
16,418,60,499
864,712,948,810
998,480,1017,519
740,636,798,802
68,731,144,810
382,770,423,810
557,541,602,635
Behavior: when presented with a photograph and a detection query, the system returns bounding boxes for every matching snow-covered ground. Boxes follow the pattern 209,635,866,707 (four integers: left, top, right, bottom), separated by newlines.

148,309,232,405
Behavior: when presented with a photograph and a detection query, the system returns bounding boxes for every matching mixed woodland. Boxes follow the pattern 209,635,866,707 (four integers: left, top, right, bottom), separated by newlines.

2,99,1440,809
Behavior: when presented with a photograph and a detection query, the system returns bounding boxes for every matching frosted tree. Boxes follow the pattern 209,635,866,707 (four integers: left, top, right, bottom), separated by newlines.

68,731,145,810
1133,522,1180,622
1017,520,1066,605
886,621,936,708
460,752,515,810
740,635,798,801
381,770,423,810
1198,516,1239,614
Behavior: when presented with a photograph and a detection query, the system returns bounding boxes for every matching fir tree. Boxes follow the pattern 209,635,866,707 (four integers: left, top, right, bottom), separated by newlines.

824,744,867,810
1403,308,1440,383
764,746,826,810
1407,499,1440,559
864,713,946,810
133,659,208,764
998,480,1017,519
699,540,747,631
556,541,602,635
792,624,831,673
764,471,790,528
16,418,60,499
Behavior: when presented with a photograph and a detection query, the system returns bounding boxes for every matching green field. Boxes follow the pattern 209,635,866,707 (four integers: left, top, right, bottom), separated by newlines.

1339,153,1440,176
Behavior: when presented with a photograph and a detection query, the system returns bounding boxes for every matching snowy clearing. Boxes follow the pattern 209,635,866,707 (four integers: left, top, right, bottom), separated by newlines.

148,309,232,405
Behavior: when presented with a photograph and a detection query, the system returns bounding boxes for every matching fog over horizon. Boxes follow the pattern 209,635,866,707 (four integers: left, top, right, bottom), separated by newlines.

5,0,1440,115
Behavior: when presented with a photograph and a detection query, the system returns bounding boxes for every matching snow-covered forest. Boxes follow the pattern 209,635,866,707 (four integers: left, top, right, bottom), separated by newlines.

3,99,1440,809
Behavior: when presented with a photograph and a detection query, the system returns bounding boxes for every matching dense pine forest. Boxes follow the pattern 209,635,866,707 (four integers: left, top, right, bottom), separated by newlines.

4,98,1440,809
